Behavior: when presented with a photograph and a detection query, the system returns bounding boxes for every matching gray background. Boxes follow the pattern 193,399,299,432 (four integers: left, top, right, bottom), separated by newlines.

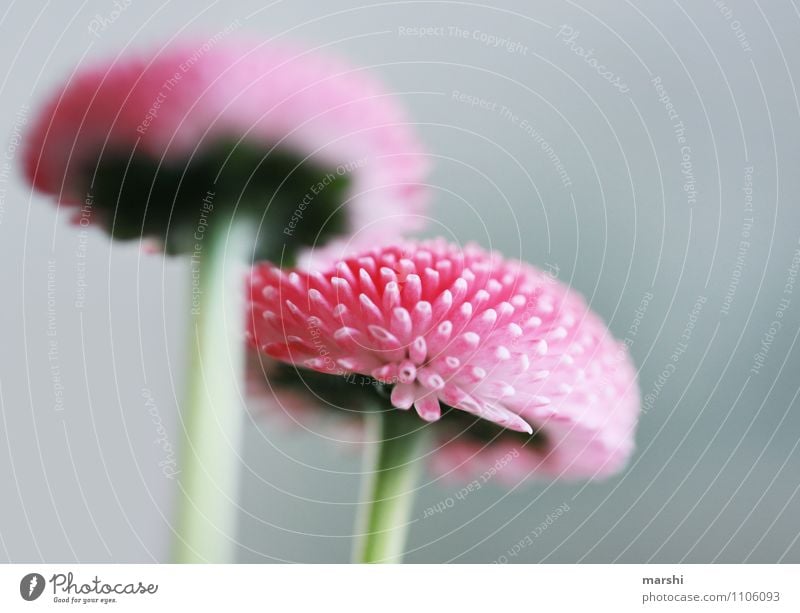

1,0,799,563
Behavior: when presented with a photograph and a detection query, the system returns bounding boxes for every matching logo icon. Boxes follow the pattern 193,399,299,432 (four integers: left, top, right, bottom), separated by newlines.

20,573,45,601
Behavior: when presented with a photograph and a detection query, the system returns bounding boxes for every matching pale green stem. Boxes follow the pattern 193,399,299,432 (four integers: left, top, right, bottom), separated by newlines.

353,410,428,564
172,216,254,563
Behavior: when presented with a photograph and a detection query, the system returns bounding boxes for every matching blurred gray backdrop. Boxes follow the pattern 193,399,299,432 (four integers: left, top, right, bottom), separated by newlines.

1,0,799,563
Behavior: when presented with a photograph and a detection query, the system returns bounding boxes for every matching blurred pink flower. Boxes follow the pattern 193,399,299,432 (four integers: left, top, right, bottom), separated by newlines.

24,38,428,260
247,239,640,480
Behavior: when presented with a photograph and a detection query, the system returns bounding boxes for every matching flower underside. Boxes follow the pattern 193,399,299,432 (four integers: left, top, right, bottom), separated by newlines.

84,140,349,261
258,360,550,448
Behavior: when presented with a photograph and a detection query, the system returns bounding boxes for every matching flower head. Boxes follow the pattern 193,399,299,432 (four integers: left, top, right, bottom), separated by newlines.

248,239,640,479
24,39,428,260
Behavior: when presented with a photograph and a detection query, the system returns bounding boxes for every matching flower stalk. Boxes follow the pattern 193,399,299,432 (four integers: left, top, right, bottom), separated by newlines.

172,214,255,563
353,410,428,564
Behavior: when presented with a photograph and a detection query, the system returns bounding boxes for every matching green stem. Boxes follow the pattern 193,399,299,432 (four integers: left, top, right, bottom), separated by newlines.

172,215,254,563
353,410,428,564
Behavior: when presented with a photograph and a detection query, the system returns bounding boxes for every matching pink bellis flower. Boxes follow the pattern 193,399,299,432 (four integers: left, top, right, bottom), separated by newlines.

24,38,428,262
247,239,640,562
23,39,429,563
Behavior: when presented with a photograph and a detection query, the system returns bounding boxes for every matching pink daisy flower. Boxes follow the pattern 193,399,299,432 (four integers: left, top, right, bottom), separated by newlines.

247,239,640,479
24,38,428,260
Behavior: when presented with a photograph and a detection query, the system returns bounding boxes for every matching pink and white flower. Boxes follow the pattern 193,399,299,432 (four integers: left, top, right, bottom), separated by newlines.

24,38,428,260
247,239,640,479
